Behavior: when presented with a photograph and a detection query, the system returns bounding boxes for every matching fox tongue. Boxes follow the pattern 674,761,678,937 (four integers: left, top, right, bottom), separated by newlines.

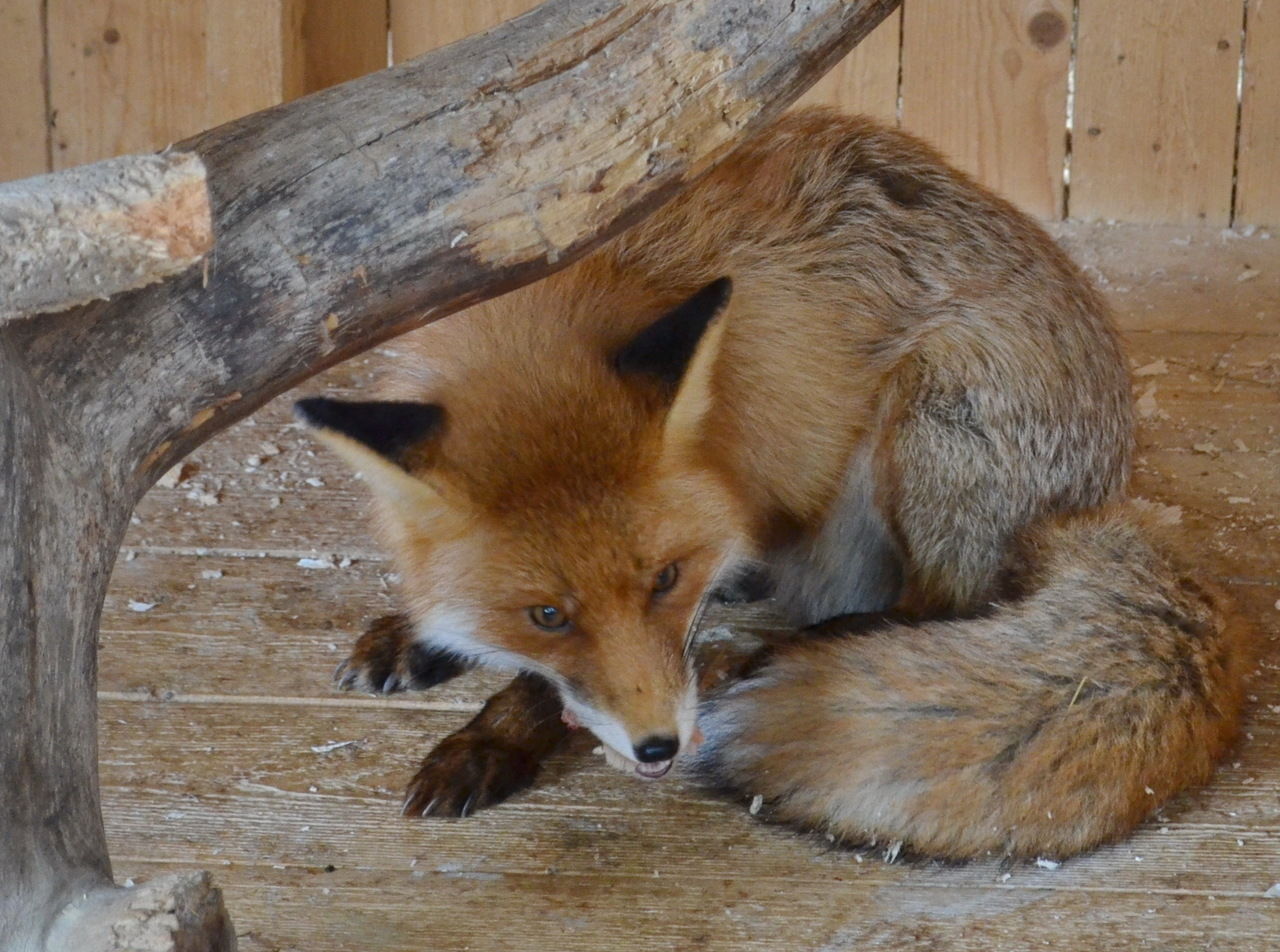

635,759,673,780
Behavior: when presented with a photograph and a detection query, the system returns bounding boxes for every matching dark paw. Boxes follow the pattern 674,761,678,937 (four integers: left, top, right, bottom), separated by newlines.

334,613,470,694
402,733,542,818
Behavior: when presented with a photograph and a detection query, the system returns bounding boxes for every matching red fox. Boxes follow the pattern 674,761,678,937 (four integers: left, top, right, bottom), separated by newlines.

297,110,1250,858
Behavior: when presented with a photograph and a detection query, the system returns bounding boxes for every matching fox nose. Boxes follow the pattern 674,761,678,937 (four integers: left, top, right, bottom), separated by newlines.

634,735,679,763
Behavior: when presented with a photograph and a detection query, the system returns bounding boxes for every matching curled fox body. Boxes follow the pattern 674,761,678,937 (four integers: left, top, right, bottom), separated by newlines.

298,110,1249,857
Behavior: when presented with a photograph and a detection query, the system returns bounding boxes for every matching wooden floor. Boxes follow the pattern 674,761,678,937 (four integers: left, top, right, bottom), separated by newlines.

101,222,1280,951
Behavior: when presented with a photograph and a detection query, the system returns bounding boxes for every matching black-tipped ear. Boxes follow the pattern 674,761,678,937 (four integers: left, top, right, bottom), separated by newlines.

294,398,443,467
614,277,732,389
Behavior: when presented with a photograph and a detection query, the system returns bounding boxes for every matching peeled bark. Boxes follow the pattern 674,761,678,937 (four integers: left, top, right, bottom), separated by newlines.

0,152,212,323
0,1,899,949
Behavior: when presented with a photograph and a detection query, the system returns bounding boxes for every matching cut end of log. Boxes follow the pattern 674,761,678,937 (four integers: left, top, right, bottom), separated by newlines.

0,151,213,324
45,871,237,952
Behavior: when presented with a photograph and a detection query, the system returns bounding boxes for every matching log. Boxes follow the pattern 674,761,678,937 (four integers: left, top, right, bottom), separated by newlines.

0,152,212,323
0,1,899,949
44,873,234,952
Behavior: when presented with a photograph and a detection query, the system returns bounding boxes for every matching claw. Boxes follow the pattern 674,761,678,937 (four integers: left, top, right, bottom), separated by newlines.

381,673,400,694
421,796,440,817
459,795,475,819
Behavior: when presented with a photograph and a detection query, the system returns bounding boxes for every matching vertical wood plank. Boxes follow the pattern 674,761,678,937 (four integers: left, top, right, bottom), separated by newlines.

206,2,296,124
0,0,49,182
1237,0,1280,226
47,1,294,170
1072,0,1241,225
297,0,388,94
798,9,900,126
390,0,541,62
899,0,1071,219
49,1,209,168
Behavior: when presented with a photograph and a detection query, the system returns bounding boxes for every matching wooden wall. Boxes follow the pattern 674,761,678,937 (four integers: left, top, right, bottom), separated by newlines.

2,1,1276,227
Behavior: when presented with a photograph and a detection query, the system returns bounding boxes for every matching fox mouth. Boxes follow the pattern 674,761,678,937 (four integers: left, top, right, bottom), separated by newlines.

634,759,673,780
600,730,702,780
560,707,699,781
594,739,676,780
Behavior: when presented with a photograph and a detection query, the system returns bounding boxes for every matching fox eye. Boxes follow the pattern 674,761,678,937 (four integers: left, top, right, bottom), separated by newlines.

653,562,679,594
528,605,569,630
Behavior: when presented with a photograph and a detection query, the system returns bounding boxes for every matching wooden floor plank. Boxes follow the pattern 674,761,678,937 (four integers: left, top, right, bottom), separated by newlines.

1050,223,1280,336
100,701,1280,894
107,860,1280,952
98,548,786,704
98,542,1278,702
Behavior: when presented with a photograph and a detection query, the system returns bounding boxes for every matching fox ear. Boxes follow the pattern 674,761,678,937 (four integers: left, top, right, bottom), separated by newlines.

294,398,444,507
614,278,733,455
613,277,732,390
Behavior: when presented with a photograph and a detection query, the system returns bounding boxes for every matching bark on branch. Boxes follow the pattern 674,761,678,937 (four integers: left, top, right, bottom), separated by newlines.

0,1,898,949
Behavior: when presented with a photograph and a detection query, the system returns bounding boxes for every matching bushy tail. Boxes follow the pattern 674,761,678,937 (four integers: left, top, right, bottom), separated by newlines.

695,503,1252,860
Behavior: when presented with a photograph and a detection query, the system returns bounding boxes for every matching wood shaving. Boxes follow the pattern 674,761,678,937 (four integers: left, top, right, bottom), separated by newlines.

1136,384,1160,419
156,461,196,488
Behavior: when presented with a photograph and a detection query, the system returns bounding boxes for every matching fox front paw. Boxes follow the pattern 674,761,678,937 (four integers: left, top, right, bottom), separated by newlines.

402,733,542,818
335,613,469,694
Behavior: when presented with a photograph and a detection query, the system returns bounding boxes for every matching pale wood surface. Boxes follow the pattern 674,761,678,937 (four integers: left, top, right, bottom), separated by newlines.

899,0,1071,219
202,3,296,132
0,0,48,183
1071,0,1241,225
101,223,1280,950
1237,0,1280,228
296,0,389,95
798,10,900,126
46,872,234,952
46,0,292,170
390,0,541,61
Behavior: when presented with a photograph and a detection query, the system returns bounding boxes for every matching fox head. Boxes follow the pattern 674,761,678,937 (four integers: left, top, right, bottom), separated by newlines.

296,278,750,777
